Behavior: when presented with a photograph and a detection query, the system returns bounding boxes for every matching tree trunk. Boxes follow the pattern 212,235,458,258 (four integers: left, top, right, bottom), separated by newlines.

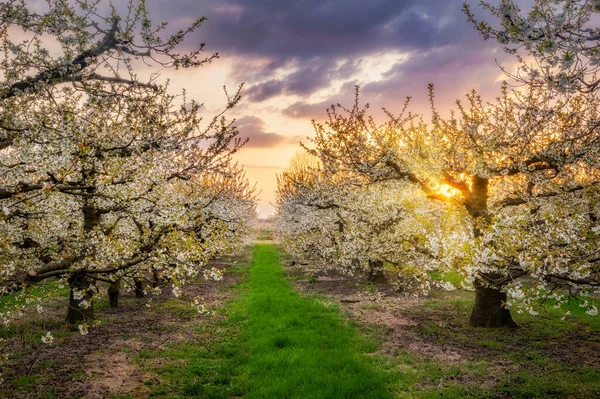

469,285,517,328
366,260,385,283
465,176,491,238
134,279,145,298
463,176,517,328
152,269,161,288
108,278,121,308
66,273,95,324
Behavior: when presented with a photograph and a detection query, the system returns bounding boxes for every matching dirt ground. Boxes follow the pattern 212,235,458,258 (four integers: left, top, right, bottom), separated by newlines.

0,253,249,399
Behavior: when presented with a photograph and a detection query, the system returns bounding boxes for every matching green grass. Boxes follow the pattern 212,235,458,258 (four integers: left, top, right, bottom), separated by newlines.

241,243,396,398
136,262,250,398
158,299,198,319
11,375,40,387
430,271,465,285
143,244,399,398
0,279,69,309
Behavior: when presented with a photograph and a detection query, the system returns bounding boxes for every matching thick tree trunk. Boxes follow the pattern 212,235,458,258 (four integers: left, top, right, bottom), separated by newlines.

66,273,95,324
469,285,517,328
108,278,121,308
134,279,145,298
464,176,516,328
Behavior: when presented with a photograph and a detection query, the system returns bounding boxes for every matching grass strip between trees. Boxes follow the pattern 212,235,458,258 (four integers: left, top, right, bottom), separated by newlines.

240,243,395,398
157,243,397,398
4,244,600,398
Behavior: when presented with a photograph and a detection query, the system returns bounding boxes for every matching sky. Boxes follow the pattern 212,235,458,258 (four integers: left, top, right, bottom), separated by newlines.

144,0,520,217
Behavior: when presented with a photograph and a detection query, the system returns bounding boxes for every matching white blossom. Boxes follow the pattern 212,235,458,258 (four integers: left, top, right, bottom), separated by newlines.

40,331,54,344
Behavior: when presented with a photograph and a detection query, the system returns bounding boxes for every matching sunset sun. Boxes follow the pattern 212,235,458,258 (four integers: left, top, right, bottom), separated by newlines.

438,183,461,198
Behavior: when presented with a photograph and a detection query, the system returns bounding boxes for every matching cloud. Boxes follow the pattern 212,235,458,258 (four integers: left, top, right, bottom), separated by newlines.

245,58,359,102
282,80,359,120
360,44,514,109
154,2,492,74
236,116,301,148
148,0,519,110
194,0,471,58
281,42,513,122
246,80,285,102
282,101,327,120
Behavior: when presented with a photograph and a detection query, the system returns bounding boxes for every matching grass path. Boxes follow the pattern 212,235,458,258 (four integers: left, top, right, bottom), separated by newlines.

146,243,397,398
238,243,394,398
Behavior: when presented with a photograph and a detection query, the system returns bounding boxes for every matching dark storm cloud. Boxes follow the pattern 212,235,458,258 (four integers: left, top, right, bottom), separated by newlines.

191,0,473,58
237,116,302,148
149,0,514,106
152,0,482,60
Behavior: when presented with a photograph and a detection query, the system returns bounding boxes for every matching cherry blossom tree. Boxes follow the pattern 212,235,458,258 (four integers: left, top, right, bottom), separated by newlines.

459,0,600,322
0,79,255,326
0,0,256,334
285,83,600,327
276,153,469,294
278,0,600,326
463,0,600,94
0,0,219,148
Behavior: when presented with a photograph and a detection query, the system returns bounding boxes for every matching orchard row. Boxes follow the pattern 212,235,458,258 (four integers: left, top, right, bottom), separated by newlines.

276,0,600,328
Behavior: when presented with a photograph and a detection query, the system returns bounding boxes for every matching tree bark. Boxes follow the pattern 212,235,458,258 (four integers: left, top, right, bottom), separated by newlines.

108,278,121,308
152,269,161,288
66,273,95,324
465,176,516,328
67,170,100,324
464,176,490,238
134,279,145,298
469,285,517,328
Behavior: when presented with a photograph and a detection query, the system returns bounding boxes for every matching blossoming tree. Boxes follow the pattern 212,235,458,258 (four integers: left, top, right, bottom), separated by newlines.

0,0,256,331
463,0,600,94
0,80,255,327
276,0,600,328
276,152,469,294
279,81,600,327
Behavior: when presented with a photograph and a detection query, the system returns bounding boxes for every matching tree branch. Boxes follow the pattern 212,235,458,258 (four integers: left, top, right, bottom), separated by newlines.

0,17,121,100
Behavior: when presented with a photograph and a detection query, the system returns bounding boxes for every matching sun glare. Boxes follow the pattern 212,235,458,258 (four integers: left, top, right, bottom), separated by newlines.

438,184,460,198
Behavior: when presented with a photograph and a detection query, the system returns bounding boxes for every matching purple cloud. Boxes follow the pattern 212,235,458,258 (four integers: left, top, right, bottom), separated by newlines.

148,0,520,110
